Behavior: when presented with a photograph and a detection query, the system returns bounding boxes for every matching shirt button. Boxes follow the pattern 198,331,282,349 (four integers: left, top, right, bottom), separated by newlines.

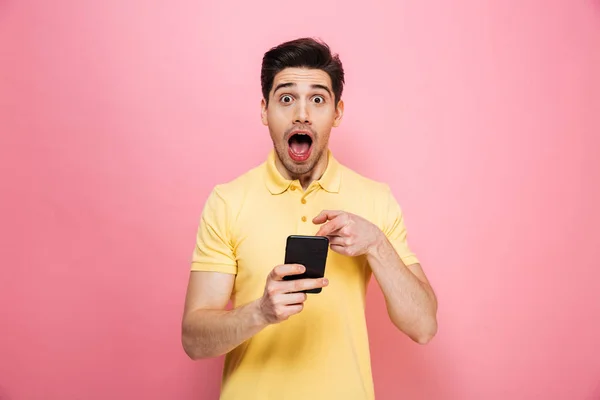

301,216,307,222
301,198,306,204
290,186,296,191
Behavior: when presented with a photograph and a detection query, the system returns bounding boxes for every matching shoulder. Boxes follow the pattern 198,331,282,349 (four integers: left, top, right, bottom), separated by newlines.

336,161,400,229
205,160,266,212
338,162,392,198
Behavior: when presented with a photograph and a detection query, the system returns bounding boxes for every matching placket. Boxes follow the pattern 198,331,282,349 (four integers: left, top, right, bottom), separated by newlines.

289,181,319,236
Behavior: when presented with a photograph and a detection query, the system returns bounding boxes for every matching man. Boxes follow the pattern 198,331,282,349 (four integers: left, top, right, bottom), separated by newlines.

181,37,438,400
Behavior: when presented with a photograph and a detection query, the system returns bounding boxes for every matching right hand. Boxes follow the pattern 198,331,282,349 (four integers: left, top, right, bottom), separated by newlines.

257,264,329,324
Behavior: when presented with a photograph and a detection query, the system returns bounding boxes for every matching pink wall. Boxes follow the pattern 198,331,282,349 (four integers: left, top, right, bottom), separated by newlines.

1,1,599,399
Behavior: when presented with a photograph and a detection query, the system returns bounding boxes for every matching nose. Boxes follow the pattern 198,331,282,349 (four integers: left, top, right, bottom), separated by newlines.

294,100,311,125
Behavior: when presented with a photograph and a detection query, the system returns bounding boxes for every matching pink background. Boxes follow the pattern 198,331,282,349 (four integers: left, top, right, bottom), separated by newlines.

1,1,600,399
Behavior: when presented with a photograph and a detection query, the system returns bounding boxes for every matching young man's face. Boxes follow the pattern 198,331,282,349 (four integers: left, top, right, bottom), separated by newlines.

261,67,343,179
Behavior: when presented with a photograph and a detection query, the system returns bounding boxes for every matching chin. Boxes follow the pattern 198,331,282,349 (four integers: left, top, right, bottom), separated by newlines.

274,148,316,178
282,156,314,176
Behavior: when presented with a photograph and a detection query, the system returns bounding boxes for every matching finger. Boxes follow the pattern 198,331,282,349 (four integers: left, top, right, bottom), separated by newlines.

281,277,329,293
315,217,346,237
284,304,304,318
269,264,305,281
312,210,344,225
330,244,346,254
327,236,347,247
277,292,308,305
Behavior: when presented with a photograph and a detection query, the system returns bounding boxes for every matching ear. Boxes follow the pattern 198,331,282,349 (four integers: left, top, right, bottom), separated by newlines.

333,99,344,127
261,98,268,126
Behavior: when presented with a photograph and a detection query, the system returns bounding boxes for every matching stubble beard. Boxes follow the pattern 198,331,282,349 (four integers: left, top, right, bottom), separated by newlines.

272,140,325,180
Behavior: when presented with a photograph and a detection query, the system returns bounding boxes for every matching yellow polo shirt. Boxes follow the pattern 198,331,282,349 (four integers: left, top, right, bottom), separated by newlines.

191,149,419,400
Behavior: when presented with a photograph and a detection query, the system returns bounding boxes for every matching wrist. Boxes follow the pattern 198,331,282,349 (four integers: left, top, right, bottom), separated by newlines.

366,230,389,259
249,299,270,328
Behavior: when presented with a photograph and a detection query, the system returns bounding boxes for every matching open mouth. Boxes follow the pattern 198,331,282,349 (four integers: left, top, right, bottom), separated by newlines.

287,132,313,162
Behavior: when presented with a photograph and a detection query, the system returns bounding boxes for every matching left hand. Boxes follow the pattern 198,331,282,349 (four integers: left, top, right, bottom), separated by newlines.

313,210,383,257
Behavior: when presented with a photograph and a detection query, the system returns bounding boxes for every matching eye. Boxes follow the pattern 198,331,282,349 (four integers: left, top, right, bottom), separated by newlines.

312,95,325,104
280,95,293,104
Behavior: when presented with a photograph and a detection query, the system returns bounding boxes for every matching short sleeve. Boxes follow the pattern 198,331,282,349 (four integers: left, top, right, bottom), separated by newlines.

381,186,420,267
190,187,237,274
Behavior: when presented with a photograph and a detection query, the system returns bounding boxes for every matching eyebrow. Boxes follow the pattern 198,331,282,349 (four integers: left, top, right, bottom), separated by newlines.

273,82,332,97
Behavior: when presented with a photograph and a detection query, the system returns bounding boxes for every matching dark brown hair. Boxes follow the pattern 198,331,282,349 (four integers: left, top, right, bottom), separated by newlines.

261,37,345,105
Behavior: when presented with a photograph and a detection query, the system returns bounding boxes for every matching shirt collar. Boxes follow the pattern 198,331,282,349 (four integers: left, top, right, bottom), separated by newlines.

265,149,342,194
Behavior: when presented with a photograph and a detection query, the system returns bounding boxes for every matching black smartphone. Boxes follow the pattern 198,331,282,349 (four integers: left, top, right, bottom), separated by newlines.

283,235,329,294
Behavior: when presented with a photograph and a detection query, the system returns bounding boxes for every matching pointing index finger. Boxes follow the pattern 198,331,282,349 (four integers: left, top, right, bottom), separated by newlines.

312,210,344,225
315,217,346,237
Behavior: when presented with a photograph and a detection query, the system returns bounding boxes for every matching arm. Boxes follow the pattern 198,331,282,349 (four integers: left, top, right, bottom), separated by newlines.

366,234,437,344
183,186,328,359
313,206,438,345
182,187,269,359
181,266,329,360
181,271,267,360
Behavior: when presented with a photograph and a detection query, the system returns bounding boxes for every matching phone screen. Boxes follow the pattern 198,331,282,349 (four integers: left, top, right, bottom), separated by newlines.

283,235,329,293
